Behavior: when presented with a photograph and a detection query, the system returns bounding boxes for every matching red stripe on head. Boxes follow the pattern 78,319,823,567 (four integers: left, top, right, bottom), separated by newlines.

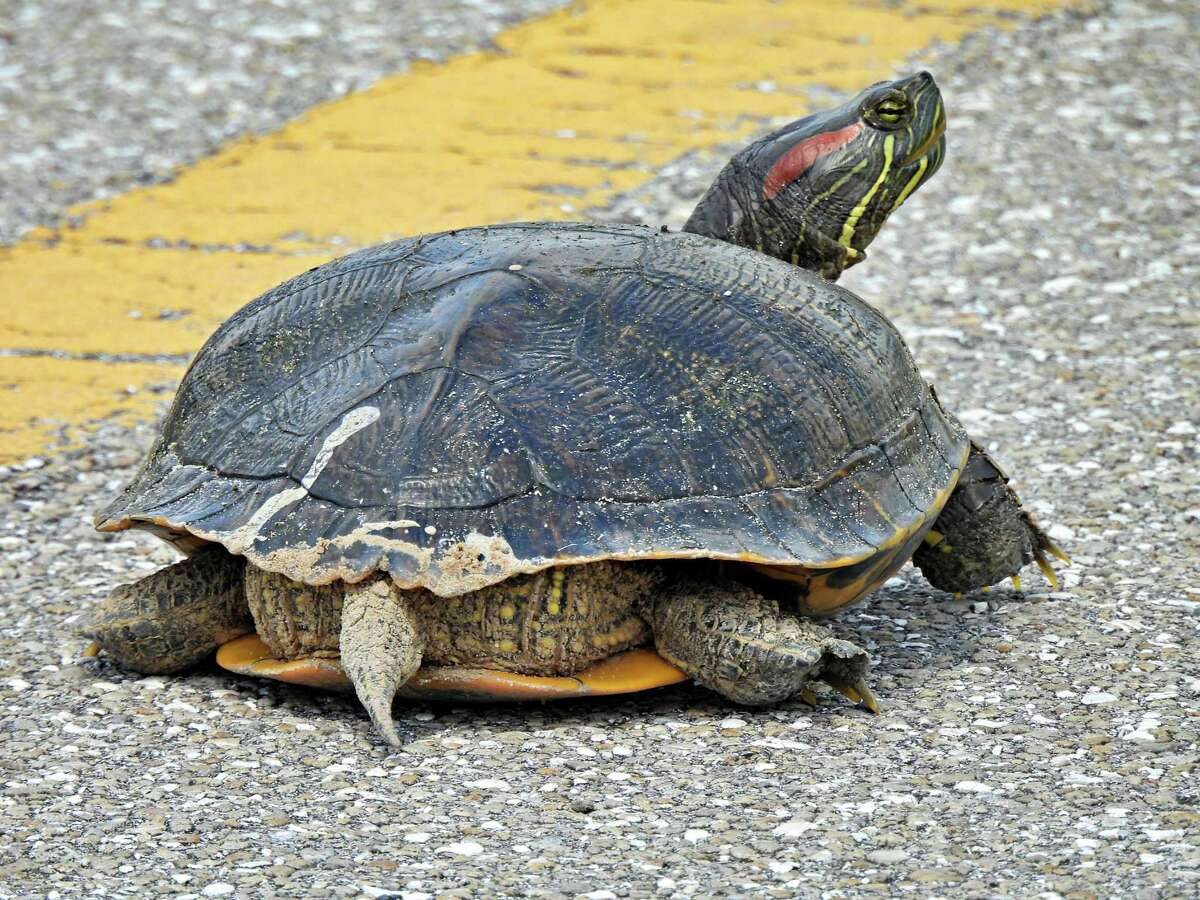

762,122,863,201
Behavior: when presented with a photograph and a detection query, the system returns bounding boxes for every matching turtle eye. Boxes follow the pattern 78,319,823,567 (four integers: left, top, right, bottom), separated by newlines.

866,95,909,128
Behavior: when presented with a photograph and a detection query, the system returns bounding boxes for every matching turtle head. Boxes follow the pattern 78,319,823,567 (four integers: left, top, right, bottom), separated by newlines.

913,445,1066,594
683,71,946,280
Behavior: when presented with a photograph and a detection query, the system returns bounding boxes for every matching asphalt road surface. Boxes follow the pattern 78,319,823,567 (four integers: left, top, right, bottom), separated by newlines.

1,0,1197,897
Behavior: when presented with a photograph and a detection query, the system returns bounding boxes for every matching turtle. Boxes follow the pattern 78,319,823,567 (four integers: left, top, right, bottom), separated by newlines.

81,72,1065,747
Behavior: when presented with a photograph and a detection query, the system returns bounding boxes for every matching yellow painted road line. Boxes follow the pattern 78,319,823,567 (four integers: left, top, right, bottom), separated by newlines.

0,0,1080,463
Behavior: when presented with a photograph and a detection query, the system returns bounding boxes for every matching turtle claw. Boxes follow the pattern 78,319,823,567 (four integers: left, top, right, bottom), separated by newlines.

799,686,819,707
1034,553,1059,590
82,641,100,658
1010,575,1022,592
1028,515,1070,589
830,678,881,714
1045,539,1071,565
853,679,881,714
835,682,861,703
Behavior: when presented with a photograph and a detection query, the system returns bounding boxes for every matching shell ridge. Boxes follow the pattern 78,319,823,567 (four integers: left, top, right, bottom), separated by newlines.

175,267,406,468
629,265,885,456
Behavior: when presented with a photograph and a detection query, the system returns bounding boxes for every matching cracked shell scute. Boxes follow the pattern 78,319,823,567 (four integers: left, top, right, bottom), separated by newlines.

95,223,969,596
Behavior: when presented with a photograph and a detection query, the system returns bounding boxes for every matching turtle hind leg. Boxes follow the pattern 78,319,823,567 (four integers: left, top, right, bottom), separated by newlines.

79,547,252,674
638,576,874,710
913,442,1069,594
339,579,424,748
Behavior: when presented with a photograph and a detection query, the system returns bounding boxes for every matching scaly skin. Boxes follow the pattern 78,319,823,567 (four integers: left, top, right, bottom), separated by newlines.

637,576,869,705
340,579,423,747
78,548,251,673
245,564,343,659
247,561,656,675
84,551,878,744
913,444,1065,594
684,72,945,280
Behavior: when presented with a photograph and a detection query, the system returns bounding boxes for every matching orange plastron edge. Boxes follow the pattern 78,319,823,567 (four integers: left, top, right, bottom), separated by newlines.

216,634,688,702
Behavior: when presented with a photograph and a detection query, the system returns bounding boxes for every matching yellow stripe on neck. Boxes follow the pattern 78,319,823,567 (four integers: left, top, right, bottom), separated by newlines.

889,154,928,215
838,133,894,249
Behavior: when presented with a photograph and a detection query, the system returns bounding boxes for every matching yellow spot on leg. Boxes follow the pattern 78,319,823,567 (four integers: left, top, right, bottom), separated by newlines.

546,568,565,615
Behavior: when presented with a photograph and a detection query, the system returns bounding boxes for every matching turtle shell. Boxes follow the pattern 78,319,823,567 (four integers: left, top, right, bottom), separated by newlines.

97,223,969,597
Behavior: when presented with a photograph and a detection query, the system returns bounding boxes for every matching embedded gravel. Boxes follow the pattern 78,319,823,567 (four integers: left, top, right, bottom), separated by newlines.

2,1,1198,897
0,0,568,245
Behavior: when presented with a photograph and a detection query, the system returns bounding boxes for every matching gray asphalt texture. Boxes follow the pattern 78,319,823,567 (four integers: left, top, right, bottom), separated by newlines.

0,0,568,246
2,0,1199,897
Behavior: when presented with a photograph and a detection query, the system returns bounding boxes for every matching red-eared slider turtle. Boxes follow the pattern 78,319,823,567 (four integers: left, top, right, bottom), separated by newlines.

82,73,1063,747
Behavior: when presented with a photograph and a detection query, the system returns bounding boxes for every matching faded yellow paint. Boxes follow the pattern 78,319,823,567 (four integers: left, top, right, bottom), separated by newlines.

0,357,186,457
0,0,1082,463
2,244,313,356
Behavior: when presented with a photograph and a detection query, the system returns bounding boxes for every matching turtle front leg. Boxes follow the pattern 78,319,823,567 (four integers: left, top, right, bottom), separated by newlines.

638,577,876,710
339,579,424,748
79,547,252,673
